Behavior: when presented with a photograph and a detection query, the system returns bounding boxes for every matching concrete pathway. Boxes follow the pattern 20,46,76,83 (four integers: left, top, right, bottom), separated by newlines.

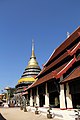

0,107,62,120
28,106,76,120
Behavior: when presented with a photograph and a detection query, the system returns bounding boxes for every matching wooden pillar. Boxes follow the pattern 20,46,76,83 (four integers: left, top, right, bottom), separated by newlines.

44,83,49,107
66,83,73,109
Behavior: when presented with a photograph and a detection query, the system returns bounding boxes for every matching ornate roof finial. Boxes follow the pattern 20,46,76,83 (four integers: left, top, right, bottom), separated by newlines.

67,32,70,38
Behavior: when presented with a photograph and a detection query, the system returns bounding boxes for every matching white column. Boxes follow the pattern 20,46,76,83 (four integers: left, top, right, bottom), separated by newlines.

60,84,66,109
36,87,39,106
60,75,66,109
34,96,36,106
44,83,49,107
30,89,33,106
66,83,73,109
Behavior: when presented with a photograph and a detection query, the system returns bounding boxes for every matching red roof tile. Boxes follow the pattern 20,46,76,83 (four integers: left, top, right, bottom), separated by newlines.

29,57,80,88
61,66,80,83
44,27,80,66
28,27,80,89
37,28,80,77
29,62,68,88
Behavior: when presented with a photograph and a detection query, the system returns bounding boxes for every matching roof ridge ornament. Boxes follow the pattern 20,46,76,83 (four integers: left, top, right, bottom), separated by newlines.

55,55,77,79
67,32,70,38
67,42,80,56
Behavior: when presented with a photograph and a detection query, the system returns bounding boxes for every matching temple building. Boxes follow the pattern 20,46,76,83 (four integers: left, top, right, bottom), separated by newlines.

15,41,41,97
28,27,80,109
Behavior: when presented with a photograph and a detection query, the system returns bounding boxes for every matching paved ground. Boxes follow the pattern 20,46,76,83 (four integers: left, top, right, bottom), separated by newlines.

0,107,62,120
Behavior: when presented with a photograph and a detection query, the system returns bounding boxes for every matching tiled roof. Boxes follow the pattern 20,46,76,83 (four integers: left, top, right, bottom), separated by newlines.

61,66,80,83
39,44,77,75
44,27,80,66
28,62,68,88
37,27,80,77
27,27,80,89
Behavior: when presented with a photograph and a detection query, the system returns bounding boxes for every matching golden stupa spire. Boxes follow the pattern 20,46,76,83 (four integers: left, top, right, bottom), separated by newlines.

17,39,41,84
27,39,38,67
31,39,35,58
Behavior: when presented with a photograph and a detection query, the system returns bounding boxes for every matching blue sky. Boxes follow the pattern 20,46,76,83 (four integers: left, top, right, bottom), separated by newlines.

0,0,80,93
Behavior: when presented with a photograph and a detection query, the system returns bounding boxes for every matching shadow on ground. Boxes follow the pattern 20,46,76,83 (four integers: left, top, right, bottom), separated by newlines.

0,113,6,120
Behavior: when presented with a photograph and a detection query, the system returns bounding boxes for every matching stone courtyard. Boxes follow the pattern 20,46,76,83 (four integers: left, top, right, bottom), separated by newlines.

0,107,76,120
0,107,62,120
